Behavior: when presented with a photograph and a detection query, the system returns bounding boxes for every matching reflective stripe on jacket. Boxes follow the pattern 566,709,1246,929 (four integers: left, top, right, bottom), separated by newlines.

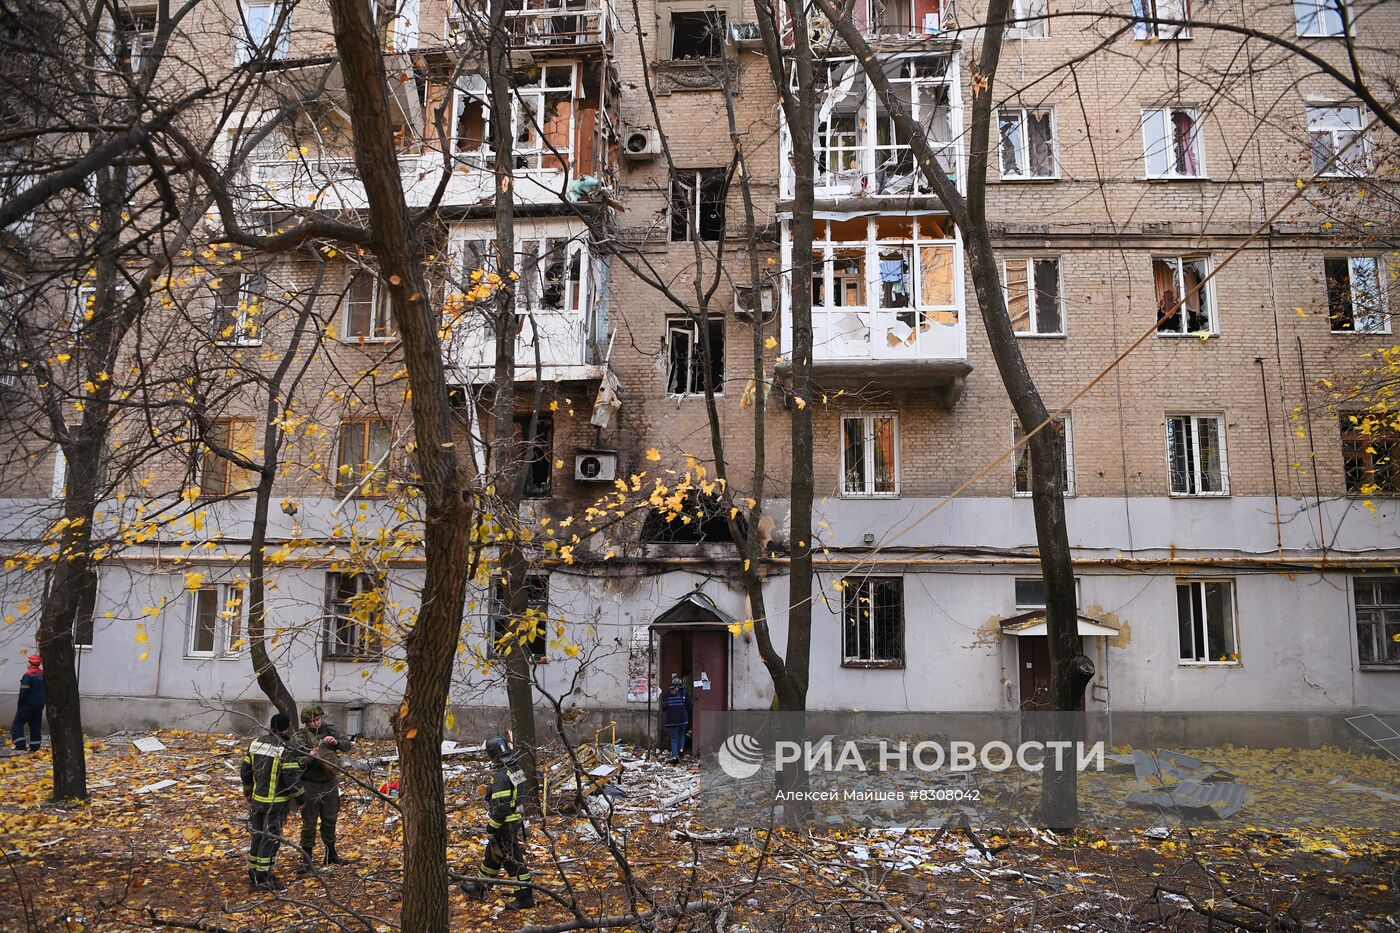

486,763,523,831
240,738,303,804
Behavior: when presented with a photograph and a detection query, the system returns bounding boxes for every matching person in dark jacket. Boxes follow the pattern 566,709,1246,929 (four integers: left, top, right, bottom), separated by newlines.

459,735,533,911
663,675,690,763
10,654,44,752
292,705,353,872
241,713,303,891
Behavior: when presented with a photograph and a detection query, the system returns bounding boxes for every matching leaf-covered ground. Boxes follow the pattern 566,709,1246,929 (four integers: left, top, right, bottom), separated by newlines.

0,731,1396,931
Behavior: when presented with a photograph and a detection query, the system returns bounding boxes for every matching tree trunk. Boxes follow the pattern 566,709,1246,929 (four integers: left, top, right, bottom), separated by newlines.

325,3,475,929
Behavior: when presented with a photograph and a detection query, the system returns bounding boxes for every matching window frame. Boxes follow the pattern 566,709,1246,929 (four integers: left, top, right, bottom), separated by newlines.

1307,104,1369,177
1175,578,1239,665
1013,413,1075,497
490,575,549,661
1294,0,1348,38
839,412,901,499
210,270,265,346
996,107,1058,180
237,0,291,64
669,9,727,59
1006,0,1048,38
1325,256,1389,334
1003,256,1064,335
1340,413,1400,497
323,571,385,660
113,7,158,73
1152,254,1217,336
186,584,246,659
335,419,392,498
1141,107,1206,179
514,413,554,499
1013,576,1081,610
1352,576,1400,669
199,418,256,498
669,168,728,243
666,317,725,398
840,575,905,668
1132,0,1190,40
343,270,397,342
1166,413,1229,497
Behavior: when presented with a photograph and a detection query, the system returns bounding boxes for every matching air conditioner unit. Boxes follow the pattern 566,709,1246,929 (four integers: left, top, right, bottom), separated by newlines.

574,448,618,482
734,284,776,323
621,127,661,161
730,20,764,47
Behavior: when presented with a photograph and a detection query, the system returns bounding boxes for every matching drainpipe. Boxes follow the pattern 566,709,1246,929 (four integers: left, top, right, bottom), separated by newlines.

1256,358,1284,556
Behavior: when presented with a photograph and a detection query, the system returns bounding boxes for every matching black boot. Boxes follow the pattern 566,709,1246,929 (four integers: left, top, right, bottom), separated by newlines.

506,887,536,911
458,878,488,901
257,874,287,892
296,846,314,875
323,842,347,865
248,869,259,889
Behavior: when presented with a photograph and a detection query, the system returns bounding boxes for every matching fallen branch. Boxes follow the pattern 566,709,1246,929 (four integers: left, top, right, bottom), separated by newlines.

516,900,719,933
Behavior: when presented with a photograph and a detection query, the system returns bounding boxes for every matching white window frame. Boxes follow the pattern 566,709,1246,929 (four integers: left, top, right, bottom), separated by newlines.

840,412,901,498
113,6,158,73
1152,255,1217,336
51,443,67,498
324,571,384,659
1141,107,1206,179
1013,576,1082,610
1013,414,1074,497
211,271,264,346
1294,0,1347,37
1006,0,1048,37
841,575,905,666
1307,105,1369,177
186,584,245,659
1132,0,1190,39
1166,413,1229,497
1325,256,1389,334
511,63,577,174
1176,579,1239,665
343,271,396,342
1352,577,1400,668
666,317,724,398
997,107,1058,180
237,0,291,64
1004,256,1064,335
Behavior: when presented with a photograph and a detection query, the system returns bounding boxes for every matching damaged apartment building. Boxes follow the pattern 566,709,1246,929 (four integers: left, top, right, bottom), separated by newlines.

0,0,1396,739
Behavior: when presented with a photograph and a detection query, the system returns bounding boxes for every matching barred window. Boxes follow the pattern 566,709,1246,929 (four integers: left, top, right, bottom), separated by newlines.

841,576,904,666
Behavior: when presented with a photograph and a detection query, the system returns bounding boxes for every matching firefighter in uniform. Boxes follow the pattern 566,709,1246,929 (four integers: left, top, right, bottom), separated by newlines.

459,735,534,910
241,712,303,891
293,705,352,872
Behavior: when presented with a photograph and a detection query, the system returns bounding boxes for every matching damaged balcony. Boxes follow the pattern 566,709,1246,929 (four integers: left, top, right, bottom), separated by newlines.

240,58,615,211
443,222,612,385
781,215,969,406
785,54,961,201
446,0,618,52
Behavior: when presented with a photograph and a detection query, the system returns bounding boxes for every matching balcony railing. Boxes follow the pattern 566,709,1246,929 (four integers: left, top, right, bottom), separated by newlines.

447,0,615,50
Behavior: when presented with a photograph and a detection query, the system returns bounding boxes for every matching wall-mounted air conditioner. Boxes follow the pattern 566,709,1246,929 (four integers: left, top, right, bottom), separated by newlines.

730,21,764,47
574,448,618,482
621,127,661,161
734,284,776,324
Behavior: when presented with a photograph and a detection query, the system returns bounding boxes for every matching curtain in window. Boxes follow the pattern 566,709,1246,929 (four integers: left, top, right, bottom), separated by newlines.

1171,110,1198,175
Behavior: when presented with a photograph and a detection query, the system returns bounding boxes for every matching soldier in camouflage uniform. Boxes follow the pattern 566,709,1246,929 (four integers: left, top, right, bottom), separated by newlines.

292,705,353,871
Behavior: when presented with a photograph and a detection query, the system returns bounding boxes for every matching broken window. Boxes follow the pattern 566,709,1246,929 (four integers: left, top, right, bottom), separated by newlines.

863,0,942,35
210,271,265,345
337,419,392,497
187,585,244,658
1006,0,1047,38
814,58,956,196
1176,580,1236,663
1132,0,1189,39
345,270,396,340
237,0,290,63
520,238,584,313
1153,256,1214,335
324,572,385,659
114,8,157,73
1325,257,1387,333
452,75,490,156
670,169,727,242
1308,105,1367,175
1167,414,1227,496
1004,257,1062,335
998,108,1056,178
667,318,724,396
513,64,575,171
670,10,725,59
1353,577,1400,666
1340,414,1400,496
842,576,904,666
841,413,899,497
1013,414,1073,496
200,419,256,497
1294,0,1347,37
513,414,553,498
492,575,549,660
1142,108,1203,178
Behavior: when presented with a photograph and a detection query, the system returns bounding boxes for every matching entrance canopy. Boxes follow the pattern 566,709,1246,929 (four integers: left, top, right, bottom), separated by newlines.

999,611,1120,638
649,590,736,631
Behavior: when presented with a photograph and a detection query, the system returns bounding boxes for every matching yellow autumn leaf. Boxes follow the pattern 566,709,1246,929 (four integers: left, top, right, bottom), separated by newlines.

645,448,660,461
